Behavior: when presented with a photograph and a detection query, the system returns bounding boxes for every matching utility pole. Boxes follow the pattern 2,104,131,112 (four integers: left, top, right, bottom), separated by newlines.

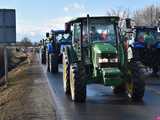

150,6,153,26
4,45,8,87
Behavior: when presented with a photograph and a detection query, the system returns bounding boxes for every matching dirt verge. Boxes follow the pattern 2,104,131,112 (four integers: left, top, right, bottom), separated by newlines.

0,52,56,120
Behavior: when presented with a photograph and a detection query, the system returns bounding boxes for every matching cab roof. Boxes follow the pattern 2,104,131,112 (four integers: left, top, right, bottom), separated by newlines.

135,26,157,31
50,30,71,35
67,16,120,24
51,30,65,34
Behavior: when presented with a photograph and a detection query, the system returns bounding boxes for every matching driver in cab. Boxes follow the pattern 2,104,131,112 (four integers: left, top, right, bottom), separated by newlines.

90,26,100,42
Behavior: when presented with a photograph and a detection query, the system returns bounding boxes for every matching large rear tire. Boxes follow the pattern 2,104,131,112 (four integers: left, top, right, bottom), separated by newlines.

41,52,46,64
63,52,70,95
50,54,58,73
127,61,145,101
70,62,86,102
47,54,51,72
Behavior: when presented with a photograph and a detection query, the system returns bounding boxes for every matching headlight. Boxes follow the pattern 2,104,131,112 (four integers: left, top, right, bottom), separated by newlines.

110,58,118,63
99,58,108,63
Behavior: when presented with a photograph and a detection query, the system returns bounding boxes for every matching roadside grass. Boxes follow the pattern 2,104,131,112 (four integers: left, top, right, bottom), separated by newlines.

8,64,28,86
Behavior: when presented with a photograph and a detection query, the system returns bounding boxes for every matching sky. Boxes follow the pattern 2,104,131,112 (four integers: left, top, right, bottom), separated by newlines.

0,0,159,42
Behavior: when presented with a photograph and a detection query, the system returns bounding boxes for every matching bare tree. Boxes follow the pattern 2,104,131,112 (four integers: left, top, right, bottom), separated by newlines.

134,5,160,26
106,8,130,19
106,5,160,27
20,37,33,47
106,8,130,28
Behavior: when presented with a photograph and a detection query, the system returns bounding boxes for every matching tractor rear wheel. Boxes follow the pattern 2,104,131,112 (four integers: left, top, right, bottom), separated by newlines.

127,61,145,101
63,52,70,95
70,62,86,102
41,52,46,64
50,54,58,73
47,54,51,72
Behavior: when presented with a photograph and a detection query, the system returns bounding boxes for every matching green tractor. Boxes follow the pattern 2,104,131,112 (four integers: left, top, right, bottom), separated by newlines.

63,15,145,102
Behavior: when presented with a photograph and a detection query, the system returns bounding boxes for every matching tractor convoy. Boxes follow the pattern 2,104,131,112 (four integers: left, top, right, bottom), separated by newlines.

40,14,160,103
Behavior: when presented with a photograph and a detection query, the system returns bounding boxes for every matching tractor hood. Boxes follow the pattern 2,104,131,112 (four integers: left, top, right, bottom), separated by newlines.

92,42,117,54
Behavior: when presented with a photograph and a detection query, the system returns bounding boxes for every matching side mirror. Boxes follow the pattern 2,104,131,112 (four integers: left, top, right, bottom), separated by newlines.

126,18,131,28
65,23,71,32
46,32,50,38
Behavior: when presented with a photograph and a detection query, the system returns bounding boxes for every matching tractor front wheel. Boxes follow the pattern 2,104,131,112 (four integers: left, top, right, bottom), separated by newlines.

47,54,51,72
63,52,70,95
50,54,58,73
70,62,86,102
41,52,46,64
127,61,145,101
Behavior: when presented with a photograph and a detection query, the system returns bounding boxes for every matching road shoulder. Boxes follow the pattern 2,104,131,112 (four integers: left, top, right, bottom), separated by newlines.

0,53,57,120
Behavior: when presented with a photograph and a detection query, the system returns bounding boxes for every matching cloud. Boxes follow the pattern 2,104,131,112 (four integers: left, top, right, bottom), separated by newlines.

64,3,85,14
16,3,87,42
17,24,40,36
46,16,72,31
16,16,72,42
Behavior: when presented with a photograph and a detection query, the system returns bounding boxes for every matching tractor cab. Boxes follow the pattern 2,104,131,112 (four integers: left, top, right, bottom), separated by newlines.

51,30,72,45
66,16,120,66
133,27,158,48
49,30,72,54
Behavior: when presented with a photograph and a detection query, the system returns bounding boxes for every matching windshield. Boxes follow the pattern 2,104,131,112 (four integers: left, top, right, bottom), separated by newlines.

55,33,71,43
82,19,117,45
136,29,157,44
90,24,116,43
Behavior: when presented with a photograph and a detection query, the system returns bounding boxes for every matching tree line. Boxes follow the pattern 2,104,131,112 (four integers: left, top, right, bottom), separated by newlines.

106,4,160,26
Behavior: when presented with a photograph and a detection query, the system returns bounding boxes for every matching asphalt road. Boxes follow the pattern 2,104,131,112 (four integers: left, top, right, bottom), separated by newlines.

43,64,160,120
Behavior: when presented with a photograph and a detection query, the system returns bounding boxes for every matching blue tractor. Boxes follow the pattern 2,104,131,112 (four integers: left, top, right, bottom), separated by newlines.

128,26,160,77
47,30,72,73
